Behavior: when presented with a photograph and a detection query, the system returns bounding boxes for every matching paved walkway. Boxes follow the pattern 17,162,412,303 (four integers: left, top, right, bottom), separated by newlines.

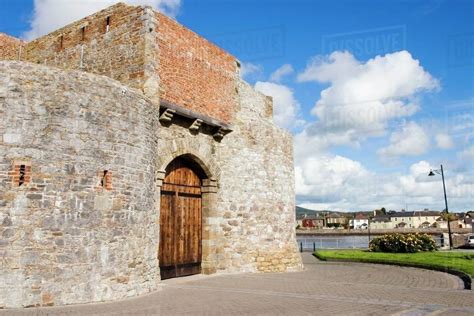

2,254,473,315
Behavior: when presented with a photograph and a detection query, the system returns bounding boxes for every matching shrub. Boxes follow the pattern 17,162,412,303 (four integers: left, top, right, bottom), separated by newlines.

369,233,437,253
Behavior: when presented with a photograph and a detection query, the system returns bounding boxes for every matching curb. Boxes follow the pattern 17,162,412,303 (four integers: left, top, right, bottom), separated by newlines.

313,253,472,290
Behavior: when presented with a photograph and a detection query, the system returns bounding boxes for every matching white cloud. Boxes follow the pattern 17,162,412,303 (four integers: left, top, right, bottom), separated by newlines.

435,133,454,149
398,160,474,203
378,121,430,158
239,62,263,80
298,50,439,142
269,64,294,82
254,81,304,130
298,202,332,211
295,154,372,200
291,51,473,211
293,127,357,159
458,145,474,161
24,0,181,40
296,158,474,212
445,99,474,146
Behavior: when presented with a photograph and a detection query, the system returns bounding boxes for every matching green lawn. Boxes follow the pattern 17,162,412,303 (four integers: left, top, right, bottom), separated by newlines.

314,249,474,278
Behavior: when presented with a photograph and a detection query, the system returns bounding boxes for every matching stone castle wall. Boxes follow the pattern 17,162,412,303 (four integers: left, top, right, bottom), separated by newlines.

23,3,150,93
3,3,238,124
155,80,302,274
0,2,302,309
0,33,25,60
0,62,160,308
0,60,302,308
216,80,301,272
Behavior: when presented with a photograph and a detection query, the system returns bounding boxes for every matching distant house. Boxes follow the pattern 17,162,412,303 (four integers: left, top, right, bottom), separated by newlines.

390,211,440,229
463,212,473,230
296,214,325,229
365,210,472,231
435,214,471,229
413,211,441,228
296,214,304,228
370,215,392,230
326,213,348,228
350,213,369,229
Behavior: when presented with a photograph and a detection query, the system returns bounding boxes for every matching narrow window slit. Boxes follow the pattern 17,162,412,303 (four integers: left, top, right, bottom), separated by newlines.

59,35,64,50
101,170,108,188
19,165,26,186
105,16,110,33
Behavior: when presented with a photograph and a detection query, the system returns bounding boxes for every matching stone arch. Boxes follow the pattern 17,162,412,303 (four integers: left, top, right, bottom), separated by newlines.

155,149,220,277
158,152,216,181
156,140,221,183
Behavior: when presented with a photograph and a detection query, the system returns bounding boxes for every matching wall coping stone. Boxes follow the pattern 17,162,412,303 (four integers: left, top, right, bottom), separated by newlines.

160,100,233,134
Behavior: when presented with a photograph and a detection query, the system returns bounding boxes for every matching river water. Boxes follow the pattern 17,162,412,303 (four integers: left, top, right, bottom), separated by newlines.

296,234,444,250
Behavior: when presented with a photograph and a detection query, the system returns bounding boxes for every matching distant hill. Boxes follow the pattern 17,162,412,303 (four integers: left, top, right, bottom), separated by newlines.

295,206,318,217
295,206,367,218
295,206,334,217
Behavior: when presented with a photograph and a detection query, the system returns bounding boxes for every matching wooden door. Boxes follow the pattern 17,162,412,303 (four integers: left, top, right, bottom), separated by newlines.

159,158,202,280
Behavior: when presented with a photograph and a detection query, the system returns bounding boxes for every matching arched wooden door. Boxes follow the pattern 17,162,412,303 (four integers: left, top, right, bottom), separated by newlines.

159,158,202,280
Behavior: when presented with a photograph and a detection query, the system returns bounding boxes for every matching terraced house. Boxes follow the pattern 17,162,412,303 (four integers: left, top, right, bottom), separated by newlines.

0,3,302,308
391,211,441,229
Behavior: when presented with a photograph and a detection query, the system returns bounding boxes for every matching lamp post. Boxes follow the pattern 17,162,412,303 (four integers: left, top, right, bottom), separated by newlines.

428,164,453,250
368,216,371,242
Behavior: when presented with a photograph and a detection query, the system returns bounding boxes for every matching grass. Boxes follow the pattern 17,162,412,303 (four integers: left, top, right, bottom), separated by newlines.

314,249,474,278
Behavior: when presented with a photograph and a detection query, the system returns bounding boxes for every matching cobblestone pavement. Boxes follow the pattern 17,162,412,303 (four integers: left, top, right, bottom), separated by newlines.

2,253,473,316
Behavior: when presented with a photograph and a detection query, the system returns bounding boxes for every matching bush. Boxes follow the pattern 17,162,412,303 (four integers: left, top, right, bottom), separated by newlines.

369,233,437,253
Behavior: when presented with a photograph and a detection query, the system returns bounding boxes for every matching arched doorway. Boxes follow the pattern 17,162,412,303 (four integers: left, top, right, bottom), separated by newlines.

159,157,204,280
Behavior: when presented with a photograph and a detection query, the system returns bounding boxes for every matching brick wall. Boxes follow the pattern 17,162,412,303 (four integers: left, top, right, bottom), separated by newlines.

23,3,149,91
1,3,241,125
0,33,24,60
156,13,238,123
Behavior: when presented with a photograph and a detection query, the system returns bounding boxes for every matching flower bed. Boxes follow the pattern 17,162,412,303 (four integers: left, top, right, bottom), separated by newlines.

369,233,437,253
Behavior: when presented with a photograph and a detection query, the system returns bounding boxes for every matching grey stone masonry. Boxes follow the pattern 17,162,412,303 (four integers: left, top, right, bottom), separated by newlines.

0,61,160,307
0,60,302,308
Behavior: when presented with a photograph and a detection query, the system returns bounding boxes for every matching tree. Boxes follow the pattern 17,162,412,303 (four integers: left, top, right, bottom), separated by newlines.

440,212,457,222
373,208,387,216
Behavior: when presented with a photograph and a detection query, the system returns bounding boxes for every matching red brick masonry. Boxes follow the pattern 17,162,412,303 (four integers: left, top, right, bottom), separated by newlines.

0,4,238,124
157,13,237,123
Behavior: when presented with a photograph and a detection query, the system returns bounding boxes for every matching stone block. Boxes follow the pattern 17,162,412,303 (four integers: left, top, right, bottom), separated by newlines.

94,195,112,211
3,134,21,144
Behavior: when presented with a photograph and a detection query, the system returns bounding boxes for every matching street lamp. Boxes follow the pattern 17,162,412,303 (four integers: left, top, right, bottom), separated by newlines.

428,164,453,250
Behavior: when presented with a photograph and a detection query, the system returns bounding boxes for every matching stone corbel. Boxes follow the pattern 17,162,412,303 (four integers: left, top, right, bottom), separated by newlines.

189,119,203,132
159,109,175,123
213,127,231,141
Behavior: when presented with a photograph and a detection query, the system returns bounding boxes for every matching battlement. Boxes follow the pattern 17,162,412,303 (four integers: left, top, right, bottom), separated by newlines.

1,2,239,124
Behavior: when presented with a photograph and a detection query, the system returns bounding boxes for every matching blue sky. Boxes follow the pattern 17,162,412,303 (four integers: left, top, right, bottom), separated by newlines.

1,0,473,211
